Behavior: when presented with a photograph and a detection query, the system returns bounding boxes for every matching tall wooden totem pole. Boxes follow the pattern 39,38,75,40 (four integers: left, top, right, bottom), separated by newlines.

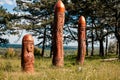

77,16,86,65
52,0,65,67
21,34,34,73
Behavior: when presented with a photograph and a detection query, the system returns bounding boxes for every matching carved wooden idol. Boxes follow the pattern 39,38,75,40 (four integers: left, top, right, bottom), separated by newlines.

21,34,34,73
52,0,65,67
77,16,86,65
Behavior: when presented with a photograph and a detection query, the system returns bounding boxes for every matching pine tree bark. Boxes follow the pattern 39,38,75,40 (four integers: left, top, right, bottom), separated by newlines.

99,39,104,57
116,41,119,55
105,36,108,56
41,27,46,57
91,21,94,56
86,39,88,56
118,41,120,59
91,28,94,56
50,23,54,58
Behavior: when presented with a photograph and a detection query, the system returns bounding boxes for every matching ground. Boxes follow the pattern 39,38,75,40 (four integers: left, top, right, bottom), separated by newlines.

0,48,120,80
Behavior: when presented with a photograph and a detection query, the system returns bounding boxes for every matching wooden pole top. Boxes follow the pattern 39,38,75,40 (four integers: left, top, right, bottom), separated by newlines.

54,0,65,12
22,34,34,42
78,16,86,27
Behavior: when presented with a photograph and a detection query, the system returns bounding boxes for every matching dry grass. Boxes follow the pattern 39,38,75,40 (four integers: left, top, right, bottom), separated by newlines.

0,55,120,80
0,48,120,80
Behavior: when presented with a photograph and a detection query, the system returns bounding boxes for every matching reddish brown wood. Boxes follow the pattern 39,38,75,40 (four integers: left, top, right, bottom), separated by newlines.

21,34,34,73
77,16,86,65
52,0,65,67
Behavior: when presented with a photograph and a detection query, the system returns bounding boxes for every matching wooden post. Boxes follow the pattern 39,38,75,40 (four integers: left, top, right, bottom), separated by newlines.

77,16,86,65
52,0,65,67
21,34,34,73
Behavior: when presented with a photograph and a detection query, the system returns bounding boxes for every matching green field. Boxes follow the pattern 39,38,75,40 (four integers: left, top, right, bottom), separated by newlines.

0,48,120,80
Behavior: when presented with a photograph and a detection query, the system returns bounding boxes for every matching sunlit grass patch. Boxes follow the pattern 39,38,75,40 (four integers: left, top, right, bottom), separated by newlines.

0,49,120,80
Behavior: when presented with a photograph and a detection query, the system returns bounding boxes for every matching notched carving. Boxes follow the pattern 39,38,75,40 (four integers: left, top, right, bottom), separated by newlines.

21,34,34,73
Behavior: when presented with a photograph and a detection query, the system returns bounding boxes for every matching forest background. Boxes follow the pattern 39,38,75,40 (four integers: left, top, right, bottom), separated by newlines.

0,0,120,58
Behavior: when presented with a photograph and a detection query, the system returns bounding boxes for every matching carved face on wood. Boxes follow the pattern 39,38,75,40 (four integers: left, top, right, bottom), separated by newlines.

22,34,34,52
26,41,34,53
21,34,34,73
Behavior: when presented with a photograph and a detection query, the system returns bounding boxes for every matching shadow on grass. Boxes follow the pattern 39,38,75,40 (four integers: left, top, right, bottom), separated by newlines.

85,54,118,61
64,54,118,61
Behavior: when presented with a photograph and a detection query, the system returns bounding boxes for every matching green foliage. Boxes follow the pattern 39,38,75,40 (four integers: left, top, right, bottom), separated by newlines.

108,41,116,53
0,61,14,72
3,62,12,72
0,6,12,24
0,71,6,80
4,48,16,58
34,47,41,58
0,38,9,45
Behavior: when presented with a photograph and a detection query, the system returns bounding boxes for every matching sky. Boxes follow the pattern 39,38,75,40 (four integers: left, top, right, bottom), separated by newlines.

0,0,16,12
0,0,78,46
0,0,40,45
0,0,114,46
0,1,40,45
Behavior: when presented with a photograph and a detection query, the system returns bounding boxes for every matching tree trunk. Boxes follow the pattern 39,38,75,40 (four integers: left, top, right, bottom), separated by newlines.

105,36,108,56
50,23,54,58
50,45,53,58
115,10,120,59
41,27,46,57
99,40,104,57
91,29,94,56
90,21,94,56
86,39,88,56
115,32,120,59
118,41,120,59
116,41,119,55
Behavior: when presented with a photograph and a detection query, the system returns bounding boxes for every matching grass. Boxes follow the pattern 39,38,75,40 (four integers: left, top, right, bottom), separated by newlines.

0,48,120,80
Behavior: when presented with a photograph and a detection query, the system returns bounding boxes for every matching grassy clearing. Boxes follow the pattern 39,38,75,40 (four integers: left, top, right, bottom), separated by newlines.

0,56,120,80
0,48,120,80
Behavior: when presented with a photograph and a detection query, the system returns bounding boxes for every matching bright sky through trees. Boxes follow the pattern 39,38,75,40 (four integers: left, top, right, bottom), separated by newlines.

0,0,115,47
0,0,16,12
0,0,41,44
0,0,78,46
